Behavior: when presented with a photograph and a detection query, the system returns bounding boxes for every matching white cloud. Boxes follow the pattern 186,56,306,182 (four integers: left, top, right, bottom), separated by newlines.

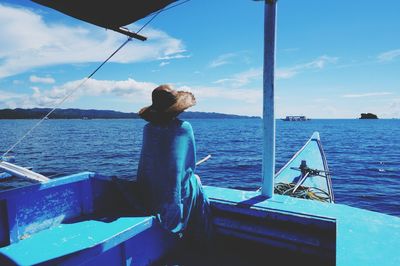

29,75,55,84
0,77,263,116
208,52,251,68
0,90,25,101
159,61,170,67
276,69,297,79
0,4,187,78
213,68,262,87
209,53,237,68
188,85,262,104
28,78,157,107
213,55,338,86
277,55,338,79
0,90,29,109
0,77,158,109
158,54,190,60
377,49,400,62
342,92,392,98
214,55,338,84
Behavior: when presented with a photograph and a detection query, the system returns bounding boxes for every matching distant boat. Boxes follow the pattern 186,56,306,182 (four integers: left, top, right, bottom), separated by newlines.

82,117,91,120
282,115,310,121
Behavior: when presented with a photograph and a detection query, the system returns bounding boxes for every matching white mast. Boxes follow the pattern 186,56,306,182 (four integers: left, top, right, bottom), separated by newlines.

261,0,277,197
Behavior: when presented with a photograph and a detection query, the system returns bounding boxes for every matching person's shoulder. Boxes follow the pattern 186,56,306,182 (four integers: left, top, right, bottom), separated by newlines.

176,120,193,133
143,122,152,130
179,120,192,129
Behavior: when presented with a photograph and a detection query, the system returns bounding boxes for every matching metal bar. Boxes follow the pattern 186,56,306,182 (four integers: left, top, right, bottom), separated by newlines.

261,0,277,197
0,161,49,182
113,27,147,41
292,172,310,193
196,154,211,166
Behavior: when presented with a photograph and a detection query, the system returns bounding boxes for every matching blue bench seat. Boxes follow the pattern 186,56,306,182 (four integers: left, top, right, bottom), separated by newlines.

0,216,155,265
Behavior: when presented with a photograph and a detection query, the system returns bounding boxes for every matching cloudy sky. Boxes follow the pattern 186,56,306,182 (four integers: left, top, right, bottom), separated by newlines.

0,0,399,118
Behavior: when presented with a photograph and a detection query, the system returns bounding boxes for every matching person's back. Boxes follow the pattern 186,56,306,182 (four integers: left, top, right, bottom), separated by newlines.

136,85,212,241
138,119,196,233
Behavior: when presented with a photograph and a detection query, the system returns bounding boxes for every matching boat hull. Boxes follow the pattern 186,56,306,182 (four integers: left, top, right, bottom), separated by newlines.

274,132,334,202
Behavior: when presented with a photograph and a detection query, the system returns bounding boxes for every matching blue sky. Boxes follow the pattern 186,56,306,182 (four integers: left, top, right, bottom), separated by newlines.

0,0,399,118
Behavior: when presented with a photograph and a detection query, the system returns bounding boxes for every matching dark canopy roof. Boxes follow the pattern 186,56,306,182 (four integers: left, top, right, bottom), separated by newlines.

32,0,178,39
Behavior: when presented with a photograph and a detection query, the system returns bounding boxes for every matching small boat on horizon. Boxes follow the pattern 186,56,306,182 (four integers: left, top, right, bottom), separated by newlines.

282,115,310,121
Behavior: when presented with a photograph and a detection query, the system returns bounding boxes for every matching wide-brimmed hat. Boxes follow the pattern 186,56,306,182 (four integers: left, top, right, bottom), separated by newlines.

138,85,196,123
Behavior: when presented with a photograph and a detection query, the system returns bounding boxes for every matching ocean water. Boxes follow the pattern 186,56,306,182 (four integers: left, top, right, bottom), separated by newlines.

1,118,399,217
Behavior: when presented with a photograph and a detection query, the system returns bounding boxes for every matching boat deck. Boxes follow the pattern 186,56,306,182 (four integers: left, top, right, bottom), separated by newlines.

205,186,400,266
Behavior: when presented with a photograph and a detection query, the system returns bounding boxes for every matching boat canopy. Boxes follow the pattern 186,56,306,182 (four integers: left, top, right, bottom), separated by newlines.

32,0,178,40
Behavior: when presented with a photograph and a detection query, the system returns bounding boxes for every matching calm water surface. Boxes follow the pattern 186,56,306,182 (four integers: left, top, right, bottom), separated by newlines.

1,118,399,216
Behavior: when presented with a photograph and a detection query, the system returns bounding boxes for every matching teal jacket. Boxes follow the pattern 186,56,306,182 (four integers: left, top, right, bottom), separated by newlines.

137,119,209,236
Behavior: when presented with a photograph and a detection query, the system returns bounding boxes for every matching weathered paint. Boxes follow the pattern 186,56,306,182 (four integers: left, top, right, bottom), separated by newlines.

261,0,277,198
0,217,159,265
1,172,399,265
0,173,93,244
0,173,177,265
205,186,400,266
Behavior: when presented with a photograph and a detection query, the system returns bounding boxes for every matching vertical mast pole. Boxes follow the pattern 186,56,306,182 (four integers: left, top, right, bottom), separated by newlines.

261,0,277,197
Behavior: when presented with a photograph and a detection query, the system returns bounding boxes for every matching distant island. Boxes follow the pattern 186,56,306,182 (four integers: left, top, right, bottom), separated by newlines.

0,108,259,120
359,113,378,119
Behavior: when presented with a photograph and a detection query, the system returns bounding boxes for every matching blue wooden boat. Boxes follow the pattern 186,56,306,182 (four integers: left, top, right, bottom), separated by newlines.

0,1,399,265
274,132,334,203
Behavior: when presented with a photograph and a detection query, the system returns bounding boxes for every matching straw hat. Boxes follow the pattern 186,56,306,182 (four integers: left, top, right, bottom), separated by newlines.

138,85,196,123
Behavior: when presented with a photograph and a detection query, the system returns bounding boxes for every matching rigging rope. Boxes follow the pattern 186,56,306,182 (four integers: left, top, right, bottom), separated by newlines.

2,1,190,158
1,37,131,158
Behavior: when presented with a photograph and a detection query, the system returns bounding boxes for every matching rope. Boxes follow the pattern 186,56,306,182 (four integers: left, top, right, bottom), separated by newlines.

2,0,191,158
158,0,191,14
135,0,190,35
274,182,331,202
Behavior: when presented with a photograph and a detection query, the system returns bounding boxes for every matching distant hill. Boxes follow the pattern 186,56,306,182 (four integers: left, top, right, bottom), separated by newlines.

0,108,258,119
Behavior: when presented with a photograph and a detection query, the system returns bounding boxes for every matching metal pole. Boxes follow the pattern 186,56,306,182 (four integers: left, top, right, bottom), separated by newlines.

261,0,277,197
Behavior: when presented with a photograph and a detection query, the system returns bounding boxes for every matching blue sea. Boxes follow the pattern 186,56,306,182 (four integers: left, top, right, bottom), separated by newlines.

1,118,399,217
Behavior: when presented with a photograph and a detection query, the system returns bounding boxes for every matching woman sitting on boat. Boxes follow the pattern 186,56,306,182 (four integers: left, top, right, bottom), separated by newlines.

137,84,212,243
